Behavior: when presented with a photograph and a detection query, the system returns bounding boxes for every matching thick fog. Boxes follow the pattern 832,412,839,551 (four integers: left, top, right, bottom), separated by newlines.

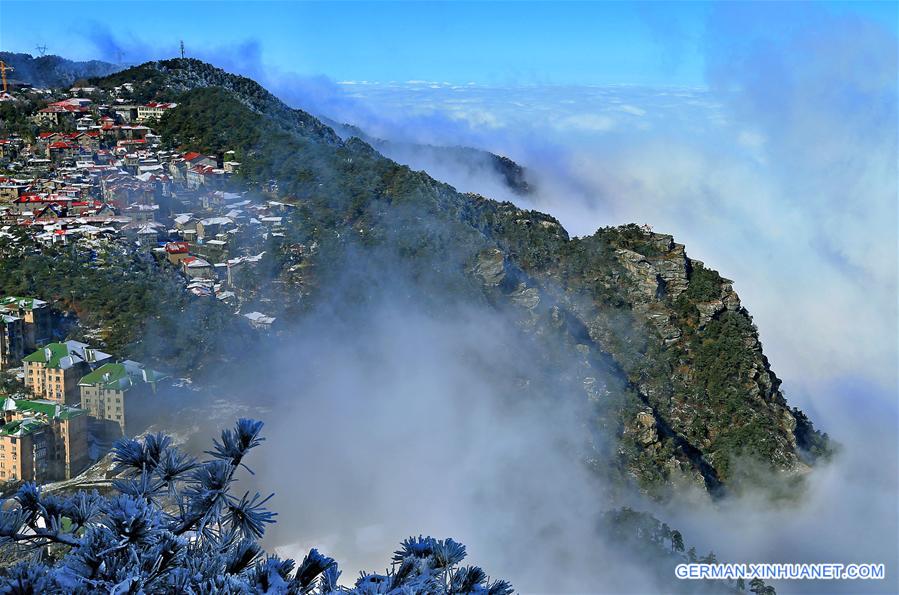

239,288,663,593
240,5,895,593
73,3,898,592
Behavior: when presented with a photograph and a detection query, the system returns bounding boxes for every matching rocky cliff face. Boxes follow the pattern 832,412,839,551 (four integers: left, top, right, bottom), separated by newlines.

570,229,811,489
93,60,830,498
459,200,829,494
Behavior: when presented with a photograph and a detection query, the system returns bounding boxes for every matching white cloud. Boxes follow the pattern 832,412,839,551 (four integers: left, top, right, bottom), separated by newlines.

618,104,647,116
556,113,616,132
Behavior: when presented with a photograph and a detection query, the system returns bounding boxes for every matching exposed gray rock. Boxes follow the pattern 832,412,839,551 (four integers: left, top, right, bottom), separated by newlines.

650,244,690,298
510,283,540,310
615,248,661,298
696,300,725,327
635,410,660,447
722,284,742,311
473,248,505,286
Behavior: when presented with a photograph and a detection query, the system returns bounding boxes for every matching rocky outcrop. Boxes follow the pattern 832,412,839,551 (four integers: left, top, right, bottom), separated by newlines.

611,238,689,345
473,248,505,286
466,218,825,493
597,227,819,485
634,410,660,448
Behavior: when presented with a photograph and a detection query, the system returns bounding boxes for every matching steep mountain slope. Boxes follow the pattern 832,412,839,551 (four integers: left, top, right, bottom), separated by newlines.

90,59,830,496
323,118,533,195
0,52,121,88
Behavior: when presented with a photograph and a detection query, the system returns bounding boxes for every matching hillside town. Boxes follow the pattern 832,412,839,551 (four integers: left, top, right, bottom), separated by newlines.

0,76,290,488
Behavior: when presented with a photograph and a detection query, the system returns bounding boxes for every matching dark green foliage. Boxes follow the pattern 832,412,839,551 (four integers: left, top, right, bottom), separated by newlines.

0,229,249,376
600,507,762,594
596,224,665,257
690,312,756,398
671,530,685,553
684,262,725,303
792,407,836,463
0,97,46,141
159,87,264,156
464,198,569,272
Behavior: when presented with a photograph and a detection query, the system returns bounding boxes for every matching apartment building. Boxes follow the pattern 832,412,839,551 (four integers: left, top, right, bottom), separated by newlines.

23,341,111,405
136,102,177,122
0,313,24,370
0,416,49,483
0,397,89,482
79,360,168,439
0,296,52,351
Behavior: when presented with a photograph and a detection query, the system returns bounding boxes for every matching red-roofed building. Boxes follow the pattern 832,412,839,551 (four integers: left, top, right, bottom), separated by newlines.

47,141,78,161
164,241,191,265
165,241,190,254
32,100,92,127
11,194,76,215
183,152,216,168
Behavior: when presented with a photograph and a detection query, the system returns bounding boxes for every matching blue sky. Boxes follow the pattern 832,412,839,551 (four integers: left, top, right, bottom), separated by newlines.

1,1,895,86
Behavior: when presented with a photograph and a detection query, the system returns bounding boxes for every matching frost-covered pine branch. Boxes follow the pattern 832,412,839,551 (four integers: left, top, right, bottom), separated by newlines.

0,419,513,594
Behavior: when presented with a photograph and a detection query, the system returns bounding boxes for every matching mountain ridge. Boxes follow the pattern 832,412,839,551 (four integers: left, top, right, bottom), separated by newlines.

322,117,533,195
87,58,831,497
0,52,122,88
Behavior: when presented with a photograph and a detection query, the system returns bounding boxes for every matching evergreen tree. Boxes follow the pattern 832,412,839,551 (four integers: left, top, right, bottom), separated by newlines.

749,577,776,595
670,530,685,553
0,420,512,594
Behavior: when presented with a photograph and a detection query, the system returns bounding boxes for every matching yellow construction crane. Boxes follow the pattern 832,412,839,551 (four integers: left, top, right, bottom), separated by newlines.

0,61,13,94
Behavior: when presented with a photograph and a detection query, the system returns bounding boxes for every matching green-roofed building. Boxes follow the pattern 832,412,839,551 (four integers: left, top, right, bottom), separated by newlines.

0,394,90,482
23,340,111,405
79,360,168,439
0,415,51,483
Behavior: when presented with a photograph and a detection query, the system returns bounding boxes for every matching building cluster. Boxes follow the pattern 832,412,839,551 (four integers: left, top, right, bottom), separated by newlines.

0,329,168,484
0,79,303,486
1,84,291,331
